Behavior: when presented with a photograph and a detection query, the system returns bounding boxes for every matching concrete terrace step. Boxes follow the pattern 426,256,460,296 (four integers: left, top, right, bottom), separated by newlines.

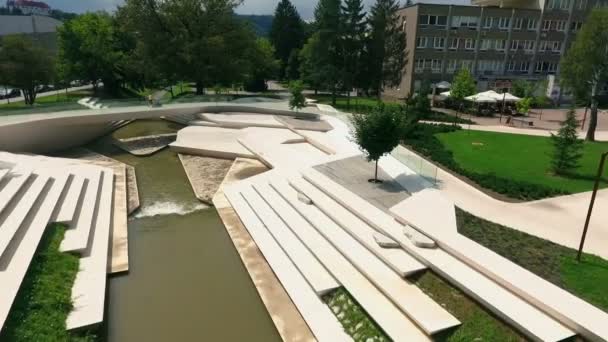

66,169,114,330
302,169,575,341
0,171,32,216
391,193,608,341
0,171,69,331
243,184,340,295
0,173,51,260
288,176,460,336
288,177,426,277
0,169,9,182
60,168,103,253
269,179,430,341
223,185,351,342
54,174,86,224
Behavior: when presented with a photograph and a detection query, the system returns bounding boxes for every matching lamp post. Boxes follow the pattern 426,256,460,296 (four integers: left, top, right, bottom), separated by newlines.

577,151,608,261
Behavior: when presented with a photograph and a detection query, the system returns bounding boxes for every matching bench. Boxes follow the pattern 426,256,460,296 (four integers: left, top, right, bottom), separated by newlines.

508,116,534,127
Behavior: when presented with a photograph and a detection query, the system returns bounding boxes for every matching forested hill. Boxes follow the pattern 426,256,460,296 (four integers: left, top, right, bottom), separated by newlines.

237,15,274,37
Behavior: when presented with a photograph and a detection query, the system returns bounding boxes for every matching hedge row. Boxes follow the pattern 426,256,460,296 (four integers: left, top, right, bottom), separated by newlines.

332,102,475,124
403,123,570,201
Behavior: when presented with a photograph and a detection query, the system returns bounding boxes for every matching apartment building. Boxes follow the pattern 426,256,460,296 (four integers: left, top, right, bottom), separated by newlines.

384,0,606,100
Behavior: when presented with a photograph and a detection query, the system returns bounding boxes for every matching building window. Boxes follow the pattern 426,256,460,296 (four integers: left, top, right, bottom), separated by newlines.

452,16,479,29
552,41,562,52
415,59,425,72
570,21,583,32
524,40,535,53
520,61,530,72
498,17,511,30
495,39,506,51
560,0,572,9
539,40,547,51
510,39,519,51
416,37,428,48
431,59,442,72
465,38,475,50
513,18,523,30
483,17,493,28
434,37,446,49
419,15,429,26
578,0,587,10
543,20,552,31
480,39,492,50
446,60,458,73
527,18,538,31
420,15,448,27
449,37,460,50
547,0,558,8
556,20,567,31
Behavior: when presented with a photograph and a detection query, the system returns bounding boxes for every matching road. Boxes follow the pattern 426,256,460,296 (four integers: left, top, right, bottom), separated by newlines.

2,85,93,105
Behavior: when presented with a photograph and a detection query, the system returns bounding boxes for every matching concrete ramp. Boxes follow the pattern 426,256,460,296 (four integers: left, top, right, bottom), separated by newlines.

390,188,458,234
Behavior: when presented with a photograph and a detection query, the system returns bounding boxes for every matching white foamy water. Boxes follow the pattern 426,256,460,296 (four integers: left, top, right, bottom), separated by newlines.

134,201,209,219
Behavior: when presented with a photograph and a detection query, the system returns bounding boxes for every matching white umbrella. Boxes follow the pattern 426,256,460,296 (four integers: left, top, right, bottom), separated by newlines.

465,94,497,103
501,92,521,102
440,91,451,97
435,81,451,89
477,90,502,99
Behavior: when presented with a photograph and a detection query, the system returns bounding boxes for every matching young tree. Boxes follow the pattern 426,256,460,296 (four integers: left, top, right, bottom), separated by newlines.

561,8,608,141
450,68,476,109
289,80,306,112
367,0,406,98
0,35,54,105
351,105,405,183
313,0,343,104
341,0,366,107
516,97,533,115
269,0,305,79
551,109,583,175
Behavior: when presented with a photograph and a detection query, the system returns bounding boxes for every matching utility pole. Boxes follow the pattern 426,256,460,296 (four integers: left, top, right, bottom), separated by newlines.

577,151,608,261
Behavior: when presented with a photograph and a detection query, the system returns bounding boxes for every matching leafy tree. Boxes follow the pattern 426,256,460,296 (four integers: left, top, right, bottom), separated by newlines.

313,0,343,104
367,0,406,98
351,105,405,182
561,8,608,141
516,97,533,115
244,38,280,91
299,34,324,94
289,80,306,112
58,12,130,94
551,109,583,175
451,68,476,108
119,0,256,95
269,0,305,79
340,0,366,107
286,49,301,81
0,35,54,105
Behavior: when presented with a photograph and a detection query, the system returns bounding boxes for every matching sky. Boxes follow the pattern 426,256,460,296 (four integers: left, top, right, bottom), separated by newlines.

42,0,468,19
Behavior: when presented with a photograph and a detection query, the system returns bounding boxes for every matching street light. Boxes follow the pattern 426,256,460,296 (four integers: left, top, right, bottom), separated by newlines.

577,151,608,261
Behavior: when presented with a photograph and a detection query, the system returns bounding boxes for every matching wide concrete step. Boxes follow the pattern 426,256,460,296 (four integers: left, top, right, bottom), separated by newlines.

289,177,426,277
0,171,69,331
0,169,9,183
242,184,340,295
0,174,51,260
60,169,103,253
0,171,32,217
303,168,575,341
54,174,86,224
288,176,460,335
391,195,608,342
66,169,114,330
223,185,351,342
269,178,431,341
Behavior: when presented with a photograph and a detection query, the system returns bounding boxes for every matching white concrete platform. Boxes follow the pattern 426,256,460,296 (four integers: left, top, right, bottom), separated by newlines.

0,173,51,259
0,170,69,332
242,184,340,295
269,178,430,341
391,192,608,341
303,168,575,341
289,176,426,277
54,174,86,224
60,168,103,253
223,185,351,342
0,171,32,216
170,126,255,159
200,113,285,129
66,169,114,330
288,176,460,335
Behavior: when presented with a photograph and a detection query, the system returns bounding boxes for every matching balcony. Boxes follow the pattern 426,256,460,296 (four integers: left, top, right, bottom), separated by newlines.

472,0,540,9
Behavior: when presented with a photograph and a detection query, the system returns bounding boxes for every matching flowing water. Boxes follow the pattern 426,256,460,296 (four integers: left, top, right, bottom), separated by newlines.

90,120,280,342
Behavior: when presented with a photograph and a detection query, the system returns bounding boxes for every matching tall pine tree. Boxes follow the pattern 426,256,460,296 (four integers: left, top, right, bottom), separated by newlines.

367,0,406,98
269,0,305,79
341,0,366,107
313,0,343,104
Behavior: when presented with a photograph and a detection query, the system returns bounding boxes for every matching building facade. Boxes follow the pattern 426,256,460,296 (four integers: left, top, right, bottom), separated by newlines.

6,0,51,16
384,0,607,100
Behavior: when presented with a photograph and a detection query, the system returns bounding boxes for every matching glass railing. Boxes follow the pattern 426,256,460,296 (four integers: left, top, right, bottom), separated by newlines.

390,145,439,185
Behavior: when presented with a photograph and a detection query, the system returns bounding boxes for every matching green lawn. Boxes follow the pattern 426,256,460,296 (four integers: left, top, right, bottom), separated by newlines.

437,130,608,194
457,208,608,312
0,224,97,342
